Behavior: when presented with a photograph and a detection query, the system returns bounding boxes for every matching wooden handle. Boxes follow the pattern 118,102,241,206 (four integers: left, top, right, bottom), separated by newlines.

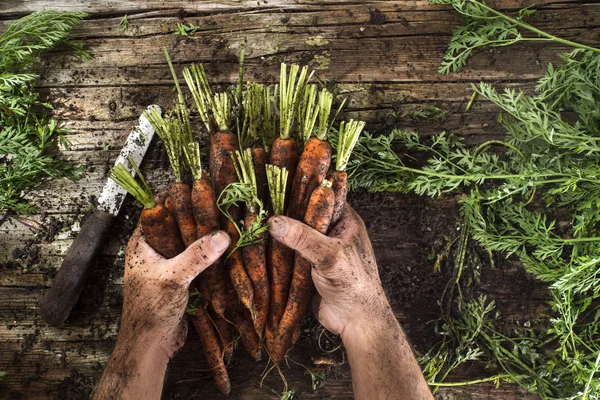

39,210,114,327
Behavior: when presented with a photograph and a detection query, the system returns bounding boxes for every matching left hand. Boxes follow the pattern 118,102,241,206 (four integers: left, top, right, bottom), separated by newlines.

120,223,230,359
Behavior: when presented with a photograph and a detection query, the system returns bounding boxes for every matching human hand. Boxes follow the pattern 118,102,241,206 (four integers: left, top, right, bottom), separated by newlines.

120,223,230,359
268,204,390,338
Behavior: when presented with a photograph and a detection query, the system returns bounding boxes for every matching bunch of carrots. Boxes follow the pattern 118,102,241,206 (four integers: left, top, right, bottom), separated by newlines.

109,49,365,395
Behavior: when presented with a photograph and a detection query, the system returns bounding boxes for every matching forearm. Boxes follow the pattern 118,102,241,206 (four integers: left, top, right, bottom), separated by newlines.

342,306,433,400
92,332,169,400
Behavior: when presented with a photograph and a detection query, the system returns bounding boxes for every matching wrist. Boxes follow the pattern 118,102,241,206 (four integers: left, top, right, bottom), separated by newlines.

114,327,171,366
341,299,398,346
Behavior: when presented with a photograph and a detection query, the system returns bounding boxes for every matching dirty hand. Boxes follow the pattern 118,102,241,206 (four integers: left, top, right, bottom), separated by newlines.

268,204,389,337
120,223,230,358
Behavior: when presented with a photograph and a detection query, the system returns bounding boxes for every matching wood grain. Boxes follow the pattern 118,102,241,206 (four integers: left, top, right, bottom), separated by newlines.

1,0,597,399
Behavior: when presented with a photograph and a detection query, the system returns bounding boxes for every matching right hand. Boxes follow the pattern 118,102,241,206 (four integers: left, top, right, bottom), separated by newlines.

268,204,390,338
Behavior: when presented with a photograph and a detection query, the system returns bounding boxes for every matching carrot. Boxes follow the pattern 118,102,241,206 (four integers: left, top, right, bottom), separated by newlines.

211,310,234,364
329,120,365,224
164,196,175,215
287,89,341,221
243,212,269,338
184,142,229,317
224,216,255,317
271,137,297,204
229,295,262,361
265,165,294,342
169,182,197,247
191,305,231,396
231,148,270,338
252,146,269,206
110,160,185,259
268,179,335,362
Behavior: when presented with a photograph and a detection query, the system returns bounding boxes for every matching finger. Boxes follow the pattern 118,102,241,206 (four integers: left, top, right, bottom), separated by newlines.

328,203,364,238
125,221,143,257
168,231,230,284
154,189,169,205
268,216,337,266
311,293,323,319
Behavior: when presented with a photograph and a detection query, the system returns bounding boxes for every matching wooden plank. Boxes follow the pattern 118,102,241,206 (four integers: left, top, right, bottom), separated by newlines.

1,0,593,15
1,0,596,398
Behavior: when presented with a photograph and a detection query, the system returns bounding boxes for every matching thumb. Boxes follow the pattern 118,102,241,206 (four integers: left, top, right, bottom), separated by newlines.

168,231,230,284
269,216,337,266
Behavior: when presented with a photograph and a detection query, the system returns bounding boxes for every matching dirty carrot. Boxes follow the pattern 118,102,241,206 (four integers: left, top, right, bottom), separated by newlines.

223,216,255,318
183,141,229,317
190,305,232,396
269,179,335,362
233,148,270,338
329,119,366,224
228,290,262,361
211,310,234,364
109,159,184,259
270,64,312,208
145,106,197,249
265,165,295,342
287,89,342,221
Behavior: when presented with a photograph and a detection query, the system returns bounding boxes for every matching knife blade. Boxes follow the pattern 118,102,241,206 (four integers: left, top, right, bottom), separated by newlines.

39,105,160,327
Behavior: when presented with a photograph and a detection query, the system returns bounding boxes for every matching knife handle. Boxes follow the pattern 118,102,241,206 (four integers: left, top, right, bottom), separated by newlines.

39,209,114,327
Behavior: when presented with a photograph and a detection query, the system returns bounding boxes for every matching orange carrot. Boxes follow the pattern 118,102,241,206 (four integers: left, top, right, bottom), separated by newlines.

243,212,269,338
287,89,340,221
170,182,197,247
164,196,175,215
287,136,331,220
189,156,227,317
329,120,365,224
211,310,234,364
229,295,262,361
270,137,297,208
110,161,185,259
190,306,231,396
269,179,335,362
329,170,347,225
265,165,294,344
224,216,255,317
252,146,269,206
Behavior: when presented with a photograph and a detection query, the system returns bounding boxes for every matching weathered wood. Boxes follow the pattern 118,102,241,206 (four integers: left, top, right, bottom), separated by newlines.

1,0,597,399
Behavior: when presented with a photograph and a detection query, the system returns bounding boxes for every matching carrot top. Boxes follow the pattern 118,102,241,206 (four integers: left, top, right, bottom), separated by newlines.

336,119,366,172
183,141,203,181
279,63,312,140
145,108,185,183
109,156,155,210
297,84,319,145
217,148,269,257
182,63,213,132
266,164,288,216
241,83,276,150
183,62,232,133
315,89,346,141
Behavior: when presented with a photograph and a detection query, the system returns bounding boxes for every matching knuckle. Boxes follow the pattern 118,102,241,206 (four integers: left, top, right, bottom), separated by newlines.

190,242,212,267
290,223,312,251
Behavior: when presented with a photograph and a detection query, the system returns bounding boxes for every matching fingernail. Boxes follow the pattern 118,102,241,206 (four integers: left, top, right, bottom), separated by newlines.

269,216,289,238
209,231,230,252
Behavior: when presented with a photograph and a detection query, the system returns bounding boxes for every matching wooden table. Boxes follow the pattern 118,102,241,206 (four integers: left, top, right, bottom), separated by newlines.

1,1,598,398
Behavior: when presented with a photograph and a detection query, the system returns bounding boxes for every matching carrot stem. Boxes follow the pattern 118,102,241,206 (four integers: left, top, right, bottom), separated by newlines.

266,164,288,216
145,108,184,182
336,119,366,172
109,158,155,209
297,84,319,145
279,64,312,140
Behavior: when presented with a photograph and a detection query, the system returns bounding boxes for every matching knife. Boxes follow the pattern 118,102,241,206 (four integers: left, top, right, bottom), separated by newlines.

39,105,160,327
